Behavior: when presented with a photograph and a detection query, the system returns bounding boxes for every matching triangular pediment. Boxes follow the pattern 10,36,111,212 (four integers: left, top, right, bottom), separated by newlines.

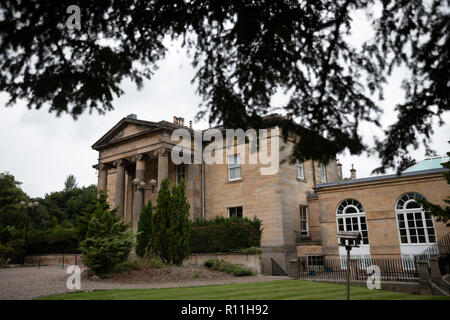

92,118,159,150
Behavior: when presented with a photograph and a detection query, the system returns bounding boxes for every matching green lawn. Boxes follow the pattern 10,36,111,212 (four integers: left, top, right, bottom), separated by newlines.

40,280,450,300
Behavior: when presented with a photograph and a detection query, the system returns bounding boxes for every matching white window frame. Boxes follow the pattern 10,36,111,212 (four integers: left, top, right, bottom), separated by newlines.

227,154,242,181
306,255,324,270
296,161,305,180
395,193,436,246
228,206,243,218
320,163,327,183
299,205,309,236
176,164,185,185
336,199,369,245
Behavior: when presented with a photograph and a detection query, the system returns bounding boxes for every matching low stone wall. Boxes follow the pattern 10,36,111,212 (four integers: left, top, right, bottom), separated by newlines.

24,254,84,267
183,253,261,273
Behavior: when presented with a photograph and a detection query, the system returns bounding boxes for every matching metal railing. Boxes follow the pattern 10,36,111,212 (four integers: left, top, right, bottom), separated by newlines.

297,257,419,283
416,232,450,260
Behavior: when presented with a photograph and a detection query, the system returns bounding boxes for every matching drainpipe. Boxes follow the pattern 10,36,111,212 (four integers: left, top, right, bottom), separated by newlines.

201,161,205,219
312,160,316,188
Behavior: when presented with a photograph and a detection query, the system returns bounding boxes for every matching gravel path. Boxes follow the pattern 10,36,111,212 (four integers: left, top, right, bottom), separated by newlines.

0,266,291,300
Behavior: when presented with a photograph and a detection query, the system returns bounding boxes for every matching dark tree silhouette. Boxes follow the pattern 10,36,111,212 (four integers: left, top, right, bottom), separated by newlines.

396,156,417,173
0,1,448,171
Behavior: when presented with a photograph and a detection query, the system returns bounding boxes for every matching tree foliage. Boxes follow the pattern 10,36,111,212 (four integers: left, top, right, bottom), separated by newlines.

397,155,417,173
151,178,190,264
0,1,448,171
80,193,134,277
136,200,153,257
419,148,450,226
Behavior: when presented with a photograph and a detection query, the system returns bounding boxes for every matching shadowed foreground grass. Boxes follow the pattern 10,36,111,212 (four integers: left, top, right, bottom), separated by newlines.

40,280,450,300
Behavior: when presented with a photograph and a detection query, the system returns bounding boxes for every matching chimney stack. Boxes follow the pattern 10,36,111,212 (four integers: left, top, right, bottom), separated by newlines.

189,120,193,129
286,113,293,120
127,114,137,120
337,159,343,180
350,164,357,180
173,116,186,126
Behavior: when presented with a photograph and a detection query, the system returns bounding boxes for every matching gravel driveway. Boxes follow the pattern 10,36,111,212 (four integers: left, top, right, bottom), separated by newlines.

0,266,290,300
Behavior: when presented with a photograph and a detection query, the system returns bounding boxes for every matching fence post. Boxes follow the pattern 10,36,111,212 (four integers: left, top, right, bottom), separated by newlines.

417,260,432,295
429,258,441,282
62,254,64,269
38,255,40,269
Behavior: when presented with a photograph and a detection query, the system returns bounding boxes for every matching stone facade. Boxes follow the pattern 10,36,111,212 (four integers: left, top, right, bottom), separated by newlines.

92,115,340,275
300,169,450,261
92,115,449,275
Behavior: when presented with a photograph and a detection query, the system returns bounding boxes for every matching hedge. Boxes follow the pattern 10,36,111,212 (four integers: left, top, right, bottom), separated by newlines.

190,216,262,253
26,227,81,254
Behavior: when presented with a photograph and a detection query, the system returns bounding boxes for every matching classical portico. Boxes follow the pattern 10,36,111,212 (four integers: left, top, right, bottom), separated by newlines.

92,115,201,233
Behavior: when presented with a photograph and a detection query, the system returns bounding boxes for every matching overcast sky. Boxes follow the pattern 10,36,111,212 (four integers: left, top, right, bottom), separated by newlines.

0,7,449,198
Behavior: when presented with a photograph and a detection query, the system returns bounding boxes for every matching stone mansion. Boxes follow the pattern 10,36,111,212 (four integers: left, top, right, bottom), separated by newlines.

92,114,450,275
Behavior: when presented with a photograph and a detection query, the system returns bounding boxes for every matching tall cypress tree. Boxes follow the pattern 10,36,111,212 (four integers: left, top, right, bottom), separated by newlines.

136,200,153,257
170,180,190,265
151,178,172,263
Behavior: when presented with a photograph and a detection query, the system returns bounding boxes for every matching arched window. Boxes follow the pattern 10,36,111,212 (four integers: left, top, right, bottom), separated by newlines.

395,193,436,244
336,199,369,245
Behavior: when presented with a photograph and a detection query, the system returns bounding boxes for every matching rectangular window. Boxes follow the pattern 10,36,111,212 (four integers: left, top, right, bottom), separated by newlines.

296,161,304,180
337,216,369,245
320,163,327,183
300,205,309,236
228,206,243,218
227,154,242,181
307,255,324,269
397,211,435,244
176,164,185,185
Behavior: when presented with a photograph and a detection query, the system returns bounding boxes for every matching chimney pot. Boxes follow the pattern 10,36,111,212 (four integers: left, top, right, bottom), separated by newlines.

127,114,137,120
189,120,193,129
350,164,357,180
337,159,343,180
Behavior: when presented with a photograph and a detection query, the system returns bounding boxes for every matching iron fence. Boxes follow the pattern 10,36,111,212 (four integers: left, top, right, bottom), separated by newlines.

297,257,420,283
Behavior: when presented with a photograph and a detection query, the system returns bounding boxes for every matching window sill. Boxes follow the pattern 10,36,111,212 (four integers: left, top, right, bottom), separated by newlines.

296,177,307,183
227,178,243,183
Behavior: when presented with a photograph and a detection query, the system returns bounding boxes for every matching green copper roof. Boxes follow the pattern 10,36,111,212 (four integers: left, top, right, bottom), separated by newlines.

403,156,449,173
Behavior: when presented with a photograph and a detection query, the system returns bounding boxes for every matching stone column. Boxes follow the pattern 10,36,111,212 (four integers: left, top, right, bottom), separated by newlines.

97,163,108,194
132,154,147,233
114,159,126,219
155,148,169,189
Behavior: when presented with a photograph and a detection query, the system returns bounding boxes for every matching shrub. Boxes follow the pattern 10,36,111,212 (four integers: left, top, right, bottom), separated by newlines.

190,216,262,253
152,178,190,265
0,243,13,265
204,259,255,276
27,227,81,254
136,200,153,257
113,256,165,273
80,194,134,278
234,247,263,254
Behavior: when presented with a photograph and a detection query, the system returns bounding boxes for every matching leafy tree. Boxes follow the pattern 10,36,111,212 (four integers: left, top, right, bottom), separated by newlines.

397,156,417,173
64,174,78,192
170,180,190,265
80,193,134,277
0,172,28,229
418,148,450,226
0,1,448,171
151,178,172,263
136,200,153,258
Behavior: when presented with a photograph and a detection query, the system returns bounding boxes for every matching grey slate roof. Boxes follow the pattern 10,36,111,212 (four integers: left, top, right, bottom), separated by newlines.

315,167,448,189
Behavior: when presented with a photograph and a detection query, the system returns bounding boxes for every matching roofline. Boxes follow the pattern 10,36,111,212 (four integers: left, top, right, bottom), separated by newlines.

91,118,192,150
315,168,448,190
